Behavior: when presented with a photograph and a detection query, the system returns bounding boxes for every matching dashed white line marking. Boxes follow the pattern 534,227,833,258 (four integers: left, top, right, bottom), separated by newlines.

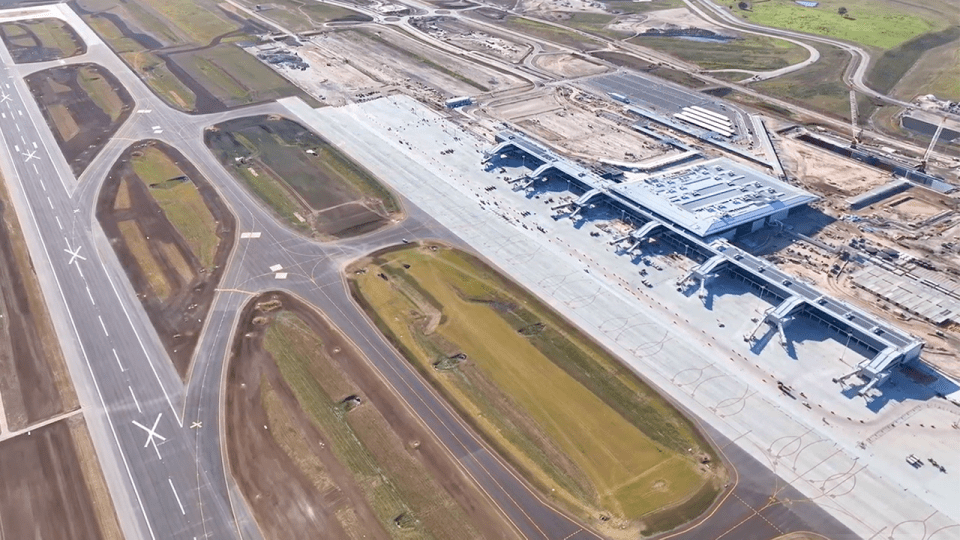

17,109,22,116
55,216,62,230
38,174,44,189
168,478,186,515
19,134,24,143
98,315,109,337
112,349,125,371
86,285,96,305
13,145,18,152
1,112,5,118
15,123,20,132
47,196,53,209
129,386,142,414
32,141,36,148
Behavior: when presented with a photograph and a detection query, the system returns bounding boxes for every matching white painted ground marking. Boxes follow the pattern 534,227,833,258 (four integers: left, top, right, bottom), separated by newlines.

136,109,152,113
269,264,283,272
85,285,95,305
168,478,186,515
13,145,18,152
239,232,262,239
153,129,163,134
55,216,62,230
17,109,21,116
190,421,202,429
101,264,181,425
20,134,24,143
112,348,125,372
34,163,39,176
64,243,86,265
47,196,53,209
32,141,36,148
98,315,109,336
132,413,166,459
1,113,5,118
129,386,142,414
0,91,9,103
15,123,19,132
151,125,161,130
275,272,288,279
22,149,37,162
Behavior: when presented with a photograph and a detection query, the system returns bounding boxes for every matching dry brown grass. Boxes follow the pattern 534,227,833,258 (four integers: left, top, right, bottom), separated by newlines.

67,416,123,540
48,103,79,141
117,220,171,300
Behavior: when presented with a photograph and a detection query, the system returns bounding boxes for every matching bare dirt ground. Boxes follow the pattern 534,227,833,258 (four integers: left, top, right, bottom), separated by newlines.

779,137,892,197
226,292,517,540
411,16,532,64
0,417,106,539
305,27,524,102
96,141,235,378
521,0,606,15
607,7,733,35
532,52,609,78
0,18,86,63
0,173,77,431
490,88,664,160
25,64,133,177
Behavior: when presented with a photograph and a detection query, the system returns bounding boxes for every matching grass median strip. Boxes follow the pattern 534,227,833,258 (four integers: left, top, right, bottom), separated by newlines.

350,244,724,537
263,310,479,539
131,146,220,269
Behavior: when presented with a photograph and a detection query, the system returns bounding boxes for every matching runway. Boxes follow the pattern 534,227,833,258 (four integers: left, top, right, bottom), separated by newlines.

0,4,954,540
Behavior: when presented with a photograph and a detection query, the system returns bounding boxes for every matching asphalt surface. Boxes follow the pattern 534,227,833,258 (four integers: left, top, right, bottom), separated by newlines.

0,22,603,540
0,7,881,540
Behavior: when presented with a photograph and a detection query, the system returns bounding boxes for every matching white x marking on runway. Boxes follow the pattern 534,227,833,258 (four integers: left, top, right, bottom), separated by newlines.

64,244,86,265
22,149,38,162
133,413,167,459
0,92,9,103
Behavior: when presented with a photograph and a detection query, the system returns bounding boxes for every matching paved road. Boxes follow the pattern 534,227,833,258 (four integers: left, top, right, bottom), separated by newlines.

685,0,913,109
0,8,605,540
0,5,928,540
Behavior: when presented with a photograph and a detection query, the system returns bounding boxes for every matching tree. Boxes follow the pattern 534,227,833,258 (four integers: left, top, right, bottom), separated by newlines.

838,6,848,16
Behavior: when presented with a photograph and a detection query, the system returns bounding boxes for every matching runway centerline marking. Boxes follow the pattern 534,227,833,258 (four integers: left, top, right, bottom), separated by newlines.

86,285,96,305
129,386,142,414
112,348,125,372
98,315,109,336
168,478,186,515
55,216,62,230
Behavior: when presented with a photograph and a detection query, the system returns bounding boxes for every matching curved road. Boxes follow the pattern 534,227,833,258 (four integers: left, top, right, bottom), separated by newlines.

686,0,914,109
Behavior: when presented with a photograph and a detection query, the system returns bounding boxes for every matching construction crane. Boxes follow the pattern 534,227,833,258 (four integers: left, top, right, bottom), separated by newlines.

849,90,863,146
918,118,946,173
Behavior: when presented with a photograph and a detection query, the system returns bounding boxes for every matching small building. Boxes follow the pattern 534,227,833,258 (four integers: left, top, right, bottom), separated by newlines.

445,96,473,109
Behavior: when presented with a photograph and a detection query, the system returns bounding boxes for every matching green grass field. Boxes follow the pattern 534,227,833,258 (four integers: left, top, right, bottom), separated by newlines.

138,0,237,44
182,44,302,106
84,15,198,110
76,66,124,122
263,310,479,539
208,116,399,236
351,245,722,535
736,0,940,50
24,19,82,57
630,34,808,71
866,26,960,97
752,42,851,119
235,0,370,32
131,146,220,269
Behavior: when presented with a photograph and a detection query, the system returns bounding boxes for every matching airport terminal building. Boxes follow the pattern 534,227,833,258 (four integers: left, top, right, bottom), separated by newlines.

489,131,817,241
